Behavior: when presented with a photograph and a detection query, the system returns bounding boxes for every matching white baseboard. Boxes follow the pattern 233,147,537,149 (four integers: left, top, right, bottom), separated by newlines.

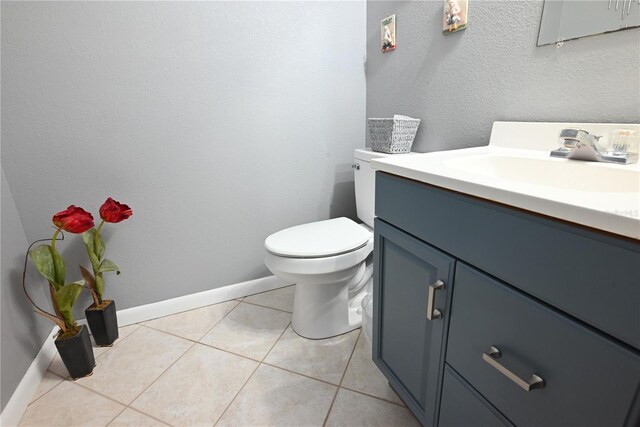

1,275,292,425
0,327,58,427
114,275,292,326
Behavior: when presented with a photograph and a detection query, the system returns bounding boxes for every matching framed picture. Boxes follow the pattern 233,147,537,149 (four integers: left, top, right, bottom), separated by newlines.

443,0,468,34
381,14,396,52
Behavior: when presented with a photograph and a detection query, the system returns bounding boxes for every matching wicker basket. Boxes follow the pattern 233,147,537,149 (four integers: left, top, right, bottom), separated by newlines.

368,115,420,154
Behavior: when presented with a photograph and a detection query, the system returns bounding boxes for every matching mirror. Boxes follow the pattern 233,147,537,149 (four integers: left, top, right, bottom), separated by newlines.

538,0,640,46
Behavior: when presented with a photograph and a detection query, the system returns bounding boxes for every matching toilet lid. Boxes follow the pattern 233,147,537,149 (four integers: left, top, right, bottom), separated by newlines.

265,218,371,258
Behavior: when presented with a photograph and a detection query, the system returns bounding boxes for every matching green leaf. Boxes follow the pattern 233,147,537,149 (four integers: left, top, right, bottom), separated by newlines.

98,259,120,275
53,281,84,327
82,229,104,263
88,250,100,272
28,245,57,287
81,229,94,249
95,233,105,260
51,246,66,285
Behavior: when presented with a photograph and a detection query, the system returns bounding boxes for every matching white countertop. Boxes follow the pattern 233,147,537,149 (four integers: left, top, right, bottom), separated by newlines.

371,122,640,240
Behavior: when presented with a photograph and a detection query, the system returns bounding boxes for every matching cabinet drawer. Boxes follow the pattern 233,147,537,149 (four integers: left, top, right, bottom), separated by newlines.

446,263,640,427
439,365,512,427
375,172,640,350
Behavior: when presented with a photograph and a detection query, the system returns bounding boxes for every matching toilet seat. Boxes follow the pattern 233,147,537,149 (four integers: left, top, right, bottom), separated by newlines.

265,217,371,258
265,238,373,278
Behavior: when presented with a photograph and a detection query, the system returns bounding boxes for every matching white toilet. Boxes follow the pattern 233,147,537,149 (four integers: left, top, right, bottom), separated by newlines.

264,148,393,339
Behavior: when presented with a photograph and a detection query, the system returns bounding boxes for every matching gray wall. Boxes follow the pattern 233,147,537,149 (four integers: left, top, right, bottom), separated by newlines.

2,1,366,318
1,169,52,411
366,1,640,152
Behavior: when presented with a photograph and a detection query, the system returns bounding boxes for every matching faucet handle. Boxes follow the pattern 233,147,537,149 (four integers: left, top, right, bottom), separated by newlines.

559,128,601,149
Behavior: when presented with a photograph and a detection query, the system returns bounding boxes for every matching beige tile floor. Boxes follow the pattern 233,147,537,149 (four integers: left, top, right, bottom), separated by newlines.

21,286,420,427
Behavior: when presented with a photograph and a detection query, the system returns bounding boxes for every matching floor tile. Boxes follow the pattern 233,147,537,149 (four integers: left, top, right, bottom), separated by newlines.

264,326,359,385
90,323,142,354
131,344,258,426
325,388,420,427
48,324,141,378
200,303,290,360
341,334,403,404
144,300,239,341
108,408,169,426
29,371,63,403
19,380,124,426
216,364,336,427
47,353,70,378
76,326,192,404
244,285,296,312
111,323,142,341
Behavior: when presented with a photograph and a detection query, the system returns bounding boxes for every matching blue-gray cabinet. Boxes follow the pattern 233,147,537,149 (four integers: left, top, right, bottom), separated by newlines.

438,365,512,427
373,218,455,427
373,172,640,427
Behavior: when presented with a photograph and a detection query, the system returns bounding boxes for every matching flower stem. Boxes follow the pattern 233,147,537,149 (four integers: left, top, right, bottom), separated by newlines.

51,229,61,252
95,220,105,259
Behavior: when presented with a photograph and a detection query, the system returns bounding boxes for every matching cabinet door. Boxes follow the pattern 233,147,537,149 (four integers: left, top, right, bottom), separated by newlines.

439,365,513,427
373,218,455,427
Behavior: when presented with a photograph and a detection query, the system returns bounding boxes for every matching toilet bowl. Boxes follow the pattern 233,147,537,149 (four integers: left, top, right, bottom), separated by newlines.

264,148,409,339
264,217,373,339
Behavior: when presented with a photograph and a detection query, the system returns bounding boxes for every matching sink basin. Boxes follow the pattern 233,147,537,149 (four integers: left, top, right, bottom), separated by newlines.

444,155,640,193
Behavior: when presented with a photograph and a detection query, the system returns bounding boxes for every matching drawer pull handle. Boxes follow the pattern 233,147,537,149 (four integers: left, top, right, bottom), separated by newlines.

426,280,444,320
482,346,545,392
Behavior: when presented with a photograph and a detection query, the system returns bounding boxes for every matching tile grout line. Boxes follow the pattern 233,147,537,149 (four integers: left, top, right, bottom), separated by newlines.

25,371,66,407
54,379,130,418
103,405,127,427
211,359,262,427
337,332,408,408
322,329,362,427
191,299,244,342
340,385,408,408
23,377,128,427
118,406,176,427
261,321,293,363
240,300,293,314
141,323,265,365
123,341,198,425
66,336,193,427
212,320,292,427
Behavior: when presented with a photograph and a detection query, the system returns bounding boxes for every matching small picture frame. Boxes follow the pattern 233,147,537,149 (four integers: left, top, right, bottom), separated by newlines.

443,0,468,34
381,14,396,52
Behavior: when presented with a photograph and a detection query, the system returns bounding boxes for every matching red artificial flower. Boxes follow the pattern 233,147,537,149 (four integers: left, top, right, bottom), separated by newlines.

99,197,133,223
52,206,95,234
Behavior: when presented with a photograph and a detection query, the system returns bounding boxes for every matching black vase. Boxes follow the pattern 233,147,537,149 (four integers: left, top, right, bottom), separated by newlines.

85,300,119,346
55,325,95,380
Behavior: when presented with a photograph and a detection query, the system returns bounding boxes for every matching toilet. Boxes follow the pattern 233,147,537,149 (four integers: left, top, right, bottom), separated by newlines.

264,148,395,339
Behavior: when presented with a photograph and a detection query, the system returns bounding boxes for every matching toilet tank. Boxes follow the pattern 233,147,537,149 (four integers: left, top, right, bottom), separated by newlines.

354,148,394,228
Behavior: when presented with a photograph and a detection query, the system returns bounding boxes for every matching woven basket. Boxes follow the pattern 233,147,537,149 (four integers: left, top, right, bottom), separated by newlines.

368,115,420,154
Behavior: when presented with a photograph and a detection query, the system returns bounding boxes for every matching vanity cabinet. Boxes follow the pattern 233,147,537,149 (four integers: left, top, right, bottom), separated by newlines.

373,172,640,427
373,219,454,427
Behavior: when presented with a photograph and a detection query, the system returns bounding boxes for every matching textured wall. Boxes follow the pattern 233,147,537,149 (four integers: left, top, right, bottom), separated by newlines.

2,1,366,316
1,169,52,411
366,0,640,152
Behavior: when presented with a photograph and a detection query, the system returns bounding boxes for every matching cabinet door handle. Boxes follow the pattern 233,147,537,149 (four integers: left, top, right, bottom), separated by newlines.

482,346,545,392
426,280,444,320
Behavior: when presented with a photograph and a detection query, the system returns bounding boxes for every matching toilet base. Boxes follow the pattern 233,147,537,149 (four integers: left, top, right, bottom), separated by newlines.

291,264,371,340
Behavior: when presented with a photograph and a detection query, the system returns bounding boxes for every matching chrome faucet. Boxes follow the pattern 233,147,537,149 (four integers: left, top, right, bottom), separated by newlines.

550,128,638,164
